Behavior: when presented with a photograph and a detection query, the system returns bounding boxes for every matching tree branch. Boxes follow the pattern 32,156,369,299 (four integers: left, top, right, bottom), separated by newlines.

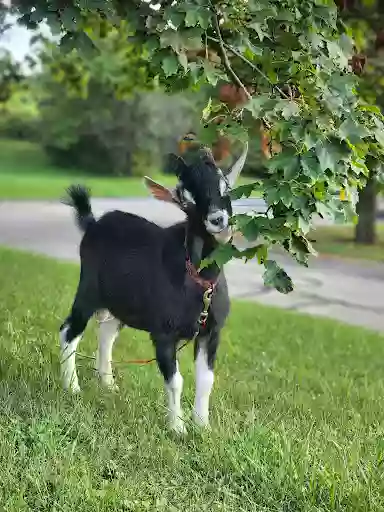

207,35,290,100
213,13,252,102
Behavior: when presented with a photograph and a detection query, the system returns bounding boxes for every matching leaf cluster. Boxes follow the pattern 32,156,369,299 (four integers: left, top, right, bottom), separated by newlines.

13,0,384,292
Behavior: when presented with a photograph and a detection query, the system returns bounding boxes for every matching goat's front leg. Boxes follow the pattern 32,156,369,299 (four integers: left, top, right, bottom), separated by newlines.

96,313,120,391
193,329,219,428
153,336,186,434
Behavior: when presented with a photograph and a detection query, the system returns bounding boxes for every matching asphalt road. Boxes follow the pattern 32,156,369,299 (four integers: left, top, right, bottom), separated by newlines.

1,197,384,332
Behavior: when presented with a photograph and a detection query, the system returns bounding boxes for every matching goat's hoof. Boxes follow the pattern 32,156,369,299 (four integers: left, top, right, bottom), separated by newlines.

193,412,210,430
98,373,119,392
64,383,81,394
170,418,187,435
106,383,119,393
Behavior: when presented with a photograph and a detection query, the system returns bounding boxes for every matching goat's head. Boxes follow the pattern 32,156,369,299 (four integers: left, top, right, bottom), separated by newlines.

144,142,248,243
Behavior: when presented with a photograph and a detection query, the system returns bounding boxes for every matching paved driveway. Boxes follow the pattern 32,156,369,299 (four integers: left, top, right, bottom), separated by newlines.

1,198,384,332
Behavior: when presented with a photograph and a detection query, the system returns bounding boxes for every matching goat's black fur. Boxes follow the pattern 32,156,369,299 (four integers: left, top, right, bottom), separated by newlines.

64,185,95,232
61,185,230,361
63,189,229,340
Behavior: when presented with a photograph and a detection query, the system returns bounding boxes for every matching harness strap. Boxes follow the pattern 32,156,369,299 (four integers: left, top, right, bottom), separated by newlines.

186,257,215,291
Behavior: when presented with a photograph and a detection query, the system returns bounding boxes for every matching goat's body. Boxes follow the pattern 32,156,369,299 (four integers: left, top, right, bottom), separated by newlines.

77,210,229,339
60,197,230,433
60,141,248,433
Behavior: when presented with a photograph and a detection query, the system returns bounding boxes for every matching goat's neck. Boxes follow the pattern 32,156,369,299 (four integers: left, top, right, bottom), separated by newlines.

186,223,220,283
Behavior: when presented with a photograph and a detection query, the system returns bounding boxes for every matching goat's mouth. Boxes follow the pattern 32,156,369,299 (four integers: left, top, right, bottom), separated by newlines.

205,210,232,244
211,226,233,244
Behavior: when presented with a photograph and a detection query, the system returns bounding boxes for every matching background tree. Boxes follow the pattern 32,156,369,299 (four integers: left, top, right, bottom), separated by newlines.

0,1,11,39
334,0,384,244
12,0,384,293
0,50,23,105
32,22,205,176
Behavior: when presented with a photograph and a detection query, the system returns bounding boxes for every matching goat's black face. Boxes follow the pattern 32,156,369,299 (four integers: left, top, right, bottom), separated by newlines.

174,149,233,239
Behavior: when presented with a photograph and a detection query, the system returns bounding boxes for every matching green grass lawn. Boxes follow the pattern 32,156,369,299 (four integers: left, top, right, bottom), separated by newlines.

0,139,256,200
0,247,384,510
0,139,178,199
312,223,384,262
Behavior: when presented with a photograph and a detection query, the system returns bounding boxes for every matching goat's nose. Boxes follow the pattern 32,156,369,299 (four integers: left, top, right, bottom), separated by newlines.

210,214,224,227
206,210,228,232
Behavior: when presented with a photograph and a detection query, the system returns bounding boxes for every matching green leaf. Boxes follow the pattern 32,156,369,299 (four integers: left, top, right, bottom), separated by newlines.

244,95,271,118
316,143,339,173
249,22,269,42
316,201,332,218
201,244,239,269
222,123,248,144
230,183,259,200
60,7,79,31
165,9,184,29
280,101,300,120
278,183,293,207
201,97,213,121
184,8,199,27
304,131,317,150
300,153,322,181
291,233,317,256
239,218,261,242
374,128,384,148
239,244,268,262
60,33,77,54
267,149,299,177
162,55,179,77
198,123,219,147
256,244,268,264
339,119,369,144
359,104,381,115
143,38,159,57
263,260,293,294
298,216,310,234
177,52,188,72
198,10,211,30
160,30,183,52
202,61,219,86
327,40,349,69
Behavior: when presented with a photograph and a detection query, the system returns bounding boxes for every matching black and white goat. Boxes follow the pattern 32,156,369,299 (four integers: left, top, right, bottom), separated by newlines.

60,143,248,433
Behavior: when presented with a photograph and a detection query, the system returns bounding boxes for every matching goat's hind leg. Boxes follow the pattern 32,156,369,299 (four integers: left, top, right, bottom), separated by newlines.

59,277,96,393
95,312,121,391
153,335,186,434
60,307,92,393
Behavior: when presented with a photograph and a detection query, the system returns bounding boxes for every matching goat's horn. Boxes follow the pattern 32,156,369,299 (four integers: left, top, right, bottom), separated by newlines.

224,141,249,187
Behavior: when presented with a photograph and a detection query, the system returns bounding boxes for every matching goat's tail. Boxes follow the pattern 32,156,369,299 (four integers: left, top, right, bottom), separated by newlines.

64,185,95,233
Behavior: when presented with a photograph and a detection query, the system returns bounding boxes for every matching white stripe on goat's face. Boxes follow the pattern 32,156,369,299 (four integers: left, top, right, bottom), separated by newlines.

174,150,233,241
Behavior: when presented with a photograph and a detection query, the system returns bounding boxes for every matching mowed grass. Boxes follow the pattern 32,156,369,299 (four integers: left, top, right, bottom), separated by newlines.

0,139,177,199
311,223,384,262
0,139,256,200
1,247,384,511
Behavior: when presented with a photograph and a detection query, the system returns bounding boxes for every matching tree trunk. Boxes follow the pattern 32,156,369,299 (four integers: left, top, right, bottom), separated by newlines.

355,174,377,245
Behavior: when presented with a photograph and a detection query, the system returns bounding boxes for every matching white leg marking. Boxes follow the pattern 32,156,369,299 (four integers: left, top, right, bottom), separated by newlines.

60,325,81,393
165,362,186,434
97,315,120,391
193,346,214,427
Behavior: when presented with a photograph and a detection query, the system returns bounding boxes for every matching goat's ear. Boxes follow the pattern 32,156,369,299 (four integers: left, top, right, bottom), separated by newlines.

143,176,176,203
144,178,187,212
